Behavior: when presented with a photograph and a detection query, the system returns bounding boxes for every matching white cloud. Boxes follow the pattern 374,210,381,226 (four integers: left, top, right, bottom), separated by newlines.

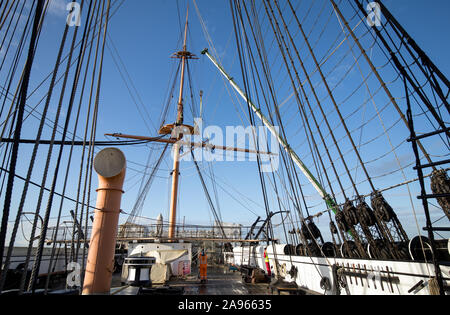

47,0,70,18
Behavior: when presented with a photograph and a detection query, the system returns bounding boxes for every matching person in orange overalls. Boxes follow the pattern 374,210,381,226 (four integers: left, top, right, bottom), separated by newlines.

264,248,271,277
199,249,208,284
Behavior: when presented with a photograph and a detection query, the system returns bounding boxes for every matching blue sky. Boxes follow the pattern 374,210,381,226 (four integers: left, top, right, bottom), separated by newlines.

1,0,449,247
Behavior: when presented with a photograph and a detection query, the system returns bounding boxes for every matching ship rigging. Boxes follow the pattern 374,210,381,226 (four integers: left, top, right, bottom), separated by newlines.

0,0,448,296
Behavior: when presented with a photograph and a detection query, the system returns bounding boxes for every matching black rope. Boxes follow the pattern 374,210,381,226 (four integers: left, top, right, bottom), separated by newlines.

0,0,44,290
265,0,353,256
230,1,283,275
127,145,169,224
0,5,71,292
44,0,95,293
0,0,23,74
191,150,227,239
80,0,112,291
70,0,103,263
0,138,153,146
0,0,36,145
405,75,445,295
347,0,446,163
268,0,345,203
28,5,84,292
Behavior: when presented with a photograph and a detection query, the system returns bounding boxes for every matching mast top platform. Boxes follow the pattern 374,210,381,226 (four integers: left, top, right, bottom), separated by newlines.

158,123,199,137
171,51,198,60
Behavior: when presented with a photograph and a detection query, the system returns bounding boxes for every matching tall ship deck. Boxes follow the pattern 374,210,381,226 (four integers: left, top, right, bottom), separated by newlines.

0,0,448,298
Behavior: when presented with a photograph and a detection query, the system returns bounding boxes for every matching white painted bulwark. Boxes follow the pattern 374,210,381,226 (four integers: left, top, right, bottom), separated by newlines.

231,245,450,295
4,247,85,276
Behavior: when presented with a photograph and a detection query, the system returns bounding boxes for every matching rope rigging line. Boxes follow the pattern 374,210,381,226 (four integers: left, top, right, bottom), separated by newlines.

0,0,126,140
288,25,408,151
159,61,182,129
331,1,417,243
265,0,359,261
214,0,342,264
269,1,346,203
106,36,157,134
245,1,326,221
207,161,223,224
69,0,105,264
126,145,169,225
43,0,97,292
373,0,449,113
351,1,449,139
0,11,135,237
0,0,20,33
327,0,448,257
0,0,24,75
191,151,227,239
0,0,12,30
229,1,280,264
0,0,447,294
79,0,112,291
255,1,396,260
0,0,45,292
287,0,377,195
27,0,93,292
264,142,335,275
232,0,337,273
186,60,199,120
1,0,73,290
265,0,351,203
0,0,38,143
280,24,378,134
329,0,436,170
404,74,440,288
277,0,360,110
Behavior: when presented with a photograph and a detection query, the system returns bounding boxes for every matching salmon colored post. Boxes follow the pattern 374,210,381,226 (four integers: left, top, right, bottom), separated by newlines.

199,249,208,283
82,148,126,295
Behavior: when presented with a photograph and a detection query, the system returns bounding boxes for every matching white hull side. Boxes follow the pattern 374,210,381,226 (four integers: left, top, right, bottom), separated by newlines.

231,245,450,295
5,247,86,276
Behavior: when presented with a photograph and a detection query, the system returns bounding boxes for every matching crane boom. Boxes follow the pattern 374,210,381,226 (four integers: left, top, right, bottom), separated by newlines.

201,48,341,217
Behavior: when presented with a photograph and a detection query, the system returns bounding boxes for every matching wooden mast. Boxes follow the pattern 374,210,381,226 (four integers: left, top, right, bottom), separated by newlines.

168,7,189,240
103,8,273,244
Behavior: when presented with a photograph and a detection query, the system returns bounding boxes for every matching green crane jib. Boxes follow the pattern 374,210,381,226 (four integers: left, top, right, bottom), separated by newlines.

201,48,340,218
